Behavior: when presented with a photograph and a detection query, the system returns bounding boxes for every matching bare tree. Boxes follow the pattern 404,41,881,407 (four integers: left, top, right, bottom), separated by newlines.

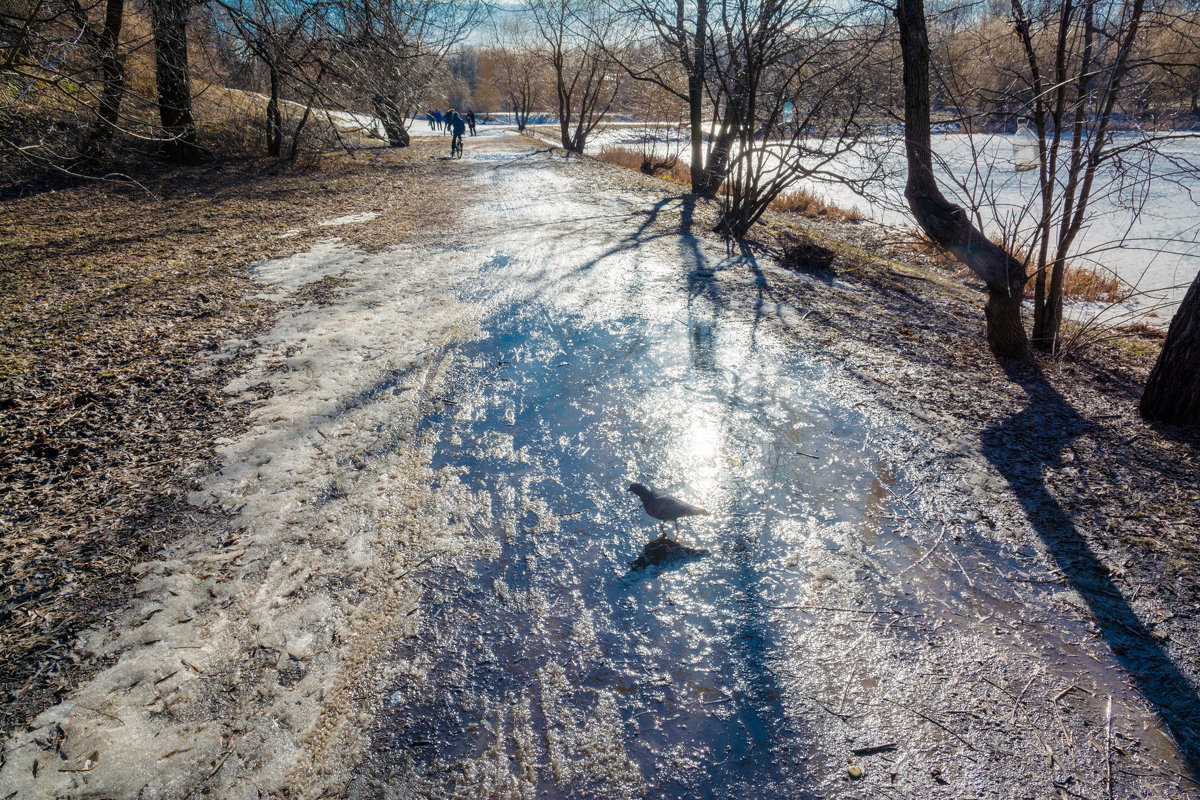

215,0,325,156
85,0,127,154
627,74,687,174
1,0,158,168
896,0,1032,357
489,23,546,131
320,0,481,144
529,0,621,153
1009,0,1154,351
497,46,544,130
892,0,1199,358
709,0,881,237
601,0,710,188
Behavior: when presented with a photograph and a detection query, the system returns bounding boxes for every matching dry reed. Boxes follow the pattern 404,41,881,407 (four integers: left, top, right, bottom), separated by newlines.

1058,265,1129,303
770,189,865,223
595,146,691,185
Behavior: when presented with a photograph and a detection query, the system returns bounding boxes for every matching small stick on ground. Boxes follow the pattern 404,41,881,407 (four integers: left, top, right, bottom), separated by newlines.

1054,684,1080,703
851,742,898,756
1105,695,1113,800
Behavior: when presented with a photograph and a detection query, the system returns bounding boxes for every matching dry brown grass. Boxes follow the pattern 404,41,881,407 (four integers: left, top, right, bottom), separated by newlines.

1024,264,1129,303
770,188,864,223
596,145,643,171
596,145,691,184
906,235,1130,305
1058,264,1129,303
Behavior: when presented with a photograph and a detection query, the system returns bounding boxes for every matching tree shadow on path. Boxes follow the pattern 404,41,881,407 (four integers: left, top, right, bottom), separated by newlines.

982,359,1200,779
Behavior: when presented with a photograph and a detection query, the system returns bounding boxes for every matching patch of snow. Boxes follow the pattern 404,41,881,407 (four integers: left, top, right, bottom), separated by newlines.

318,212,379,227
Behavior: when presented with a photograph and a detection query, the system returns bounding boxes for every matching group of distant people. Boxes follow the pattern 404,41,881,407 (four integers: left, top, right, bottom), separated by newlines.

427,108,477,136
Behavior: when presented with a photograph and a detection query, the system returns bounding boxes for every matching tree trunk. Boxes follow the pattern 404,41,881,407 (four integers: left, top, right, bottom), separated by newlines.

693,113,738,198
267,65,282,157
1140,273,1200,425
986,287,1031,357
86,0,126,155
895,0,1030,359
372,95,410,147
558,112,577,151
687,0,707,190
149,0,204,164
1032,256,1066,350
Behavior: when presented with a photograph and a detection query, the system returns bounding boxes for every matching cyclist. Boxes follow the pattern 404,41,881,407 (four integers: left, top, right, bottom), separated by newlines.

445,108,467,157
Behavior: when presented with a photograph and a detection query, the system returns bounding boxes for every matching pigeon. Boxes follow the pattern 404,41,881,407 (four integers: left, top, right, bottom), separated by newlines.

627,482,711,537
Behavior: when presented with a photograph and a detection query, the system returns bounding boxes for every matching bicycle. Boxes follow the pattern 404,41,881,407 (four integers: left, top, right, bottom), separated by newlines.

450,132,463,159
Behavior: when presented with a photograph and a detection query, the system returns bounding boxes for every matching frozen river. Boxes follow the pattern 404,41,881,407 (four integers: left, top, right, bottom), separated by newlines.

580,126,1200,320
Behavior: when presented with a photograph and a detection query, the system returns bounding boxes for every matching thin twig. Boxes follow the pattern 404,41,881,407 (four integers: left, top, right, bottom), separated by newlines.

207,749,233,781
1053,684,1080,703
1105,695,1113,800
761,602,924,617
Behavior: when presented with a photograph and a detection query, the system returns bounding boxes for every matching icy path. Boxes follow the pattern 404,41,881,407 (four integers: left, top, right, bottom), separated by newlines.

1,133,1195,799
346,140,1194,797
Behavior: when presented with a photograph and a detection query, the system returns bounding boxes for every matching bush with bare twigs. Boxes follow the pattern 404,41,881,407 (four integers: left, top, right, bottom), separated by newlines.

779,233,838,273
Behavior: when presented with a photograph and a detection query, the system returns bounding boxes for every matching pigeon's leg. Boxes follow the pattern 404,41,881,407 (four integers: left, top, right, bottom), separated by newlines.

674,520,680,534
658,521,666,538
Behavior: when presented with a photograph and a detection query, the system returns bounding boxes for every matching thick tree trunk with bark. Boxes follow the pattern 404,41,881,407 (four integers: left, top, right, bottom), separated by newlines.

895,0,1030,359
373,95,410,147
149,0,204,165
86,0,126,155
1140,274,1200,425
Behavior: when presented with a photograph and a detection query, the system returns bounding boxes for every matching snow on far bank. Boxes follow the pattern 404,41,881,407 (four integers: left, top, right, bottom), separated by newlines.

547,123,1199,319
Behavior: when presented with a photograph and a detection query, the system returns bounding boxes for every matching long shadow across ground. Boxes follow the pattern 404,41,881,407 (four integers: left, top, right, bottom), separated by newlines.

981,361,1200,778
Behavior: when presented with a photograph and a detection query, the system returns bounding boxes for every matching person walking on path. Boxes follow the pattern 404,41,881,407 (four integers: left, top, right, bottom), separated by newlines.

466,109,477,136
445,109,467,156
434,109,443,132
427,110,436,130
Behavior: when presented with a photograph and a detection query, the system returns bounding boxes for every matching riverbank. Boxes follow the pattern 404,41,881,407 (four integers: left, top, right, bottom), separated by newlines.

2,132,1198,798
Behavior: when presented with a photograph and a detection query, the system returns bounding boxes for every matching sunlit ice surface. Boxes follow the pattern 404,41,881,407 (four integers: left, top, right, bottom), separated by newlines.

359,299,879,798
346,149,1192,798
343,176,895,796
